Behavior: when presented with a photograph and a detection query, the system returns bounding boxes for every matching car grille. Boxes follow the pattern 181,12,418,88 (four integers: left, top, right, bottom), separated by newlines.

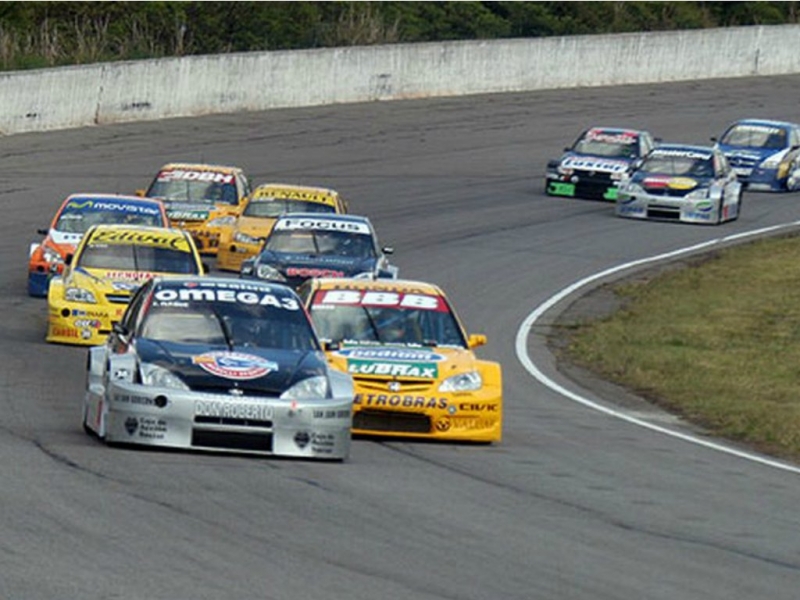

192,430,273,452
195,415,273,428
354,378,433,392
105,294,132,304
646,205,681,220
353,409,431,434
727,155,758,169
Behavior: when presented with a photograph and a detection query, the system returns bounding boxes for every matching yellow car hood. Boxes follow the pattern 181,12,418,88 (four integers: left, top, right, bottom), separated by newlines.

235,215,277,238
67,266,162,296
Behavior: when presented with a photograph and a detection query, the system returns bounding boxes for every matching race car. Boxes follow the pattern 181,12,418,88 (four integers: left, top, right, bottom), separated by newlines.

545,126,657,200
616,143,743,225
47,224,205,345
217,183,349,273
713,118,800,192
28,193,168,297
137,162,252,254
240,213,398,289
82,276,353,460
298,277,503,442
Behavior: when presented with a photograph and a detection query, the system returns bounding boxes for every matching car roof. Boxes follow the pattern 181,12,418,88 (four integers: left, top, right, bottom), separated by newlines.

151,275,298,296
584,126,648,135
728,118,799,130
649,143,715,156
250,183,340,205
156,162,244,175
275,212,368,223
63,193,162,205
308,277,446,296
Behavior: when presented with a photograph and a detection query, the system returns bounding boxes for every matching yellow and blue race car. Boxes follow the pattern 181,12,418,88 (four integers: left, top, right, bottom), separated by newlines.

299,277,503,442
47,224,205,345
137,162,252,255
216,183,349,272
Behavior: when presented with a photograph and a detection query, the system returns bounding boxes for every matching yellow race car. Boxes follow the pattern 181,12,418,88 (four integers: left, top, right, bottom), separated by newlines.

137,162,252,255
216,183,349,272
47,224,205,345
299,278,503,442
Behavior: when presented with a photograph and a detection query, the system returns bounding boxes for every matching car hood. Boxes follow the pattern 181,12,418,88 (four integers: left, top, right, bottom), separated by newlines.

558,152,633,173
717,143,787,163
628,172,711,196
136,339,327,395
326,343,477,381
259,251,375,278
67,267,162,295
236,216,277,238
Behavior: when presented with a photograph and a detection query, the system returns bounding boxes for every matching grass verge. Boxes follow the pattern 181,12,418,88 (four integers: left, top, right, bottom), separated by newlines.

553,231,800,463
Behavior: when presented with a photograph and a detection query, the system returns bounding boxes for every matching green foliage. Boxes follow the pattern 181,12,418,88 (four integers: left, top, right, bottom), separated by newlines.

0,1,795,70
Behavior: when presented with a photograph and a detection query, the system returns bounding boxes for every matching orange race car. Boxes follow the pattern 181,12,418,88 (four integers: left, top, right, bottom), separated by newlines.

138,162,251,255
28,193,168,297
216,183,349,272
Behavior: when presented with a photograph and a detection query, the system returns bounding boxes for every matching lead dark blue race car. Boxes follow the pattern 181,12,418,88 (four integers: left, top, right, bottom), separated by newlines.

545,126,658,201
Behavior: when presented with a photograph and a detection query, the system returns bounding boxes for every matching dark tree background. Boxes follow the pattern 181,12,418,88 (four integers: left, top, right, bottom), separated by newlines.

0,1,794,70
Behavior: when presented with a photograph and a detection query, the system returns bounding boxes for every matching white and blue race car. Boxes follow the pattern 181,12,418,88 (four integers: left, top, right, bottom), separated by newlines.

713,118,800,192
616,144,743,225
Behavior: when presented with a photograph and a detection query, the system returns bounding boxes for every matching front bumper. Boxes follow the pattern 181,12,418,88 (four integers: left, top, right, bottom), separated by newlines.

47,299,126,345
92,381,352,459
351,383,502,442
216,242,260,272
545,172,621,201
616,192,722,225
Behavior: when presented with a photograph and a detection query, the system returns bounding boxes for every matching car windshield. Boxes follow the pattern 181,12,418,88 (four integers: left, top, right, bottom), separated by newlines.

147,176,238,205
77,243,200,274
244,199,335,218
55,205,164,234
720,125,788,149
141,300,317,350
265,229,375,258
573,131,639,158
639,154,714,177
309,291,466,347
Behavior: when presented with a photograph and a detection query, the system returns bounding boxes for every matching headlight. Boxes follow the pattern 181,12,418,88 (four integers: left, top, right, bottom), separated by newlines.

685,187,710,200
255,264,286,281
139,363,189,390
65,287,97,303
439,371,483,392
42,247,64,264
280,375,329,400
206,216,236,228
234,231,259,245
760,155,782,169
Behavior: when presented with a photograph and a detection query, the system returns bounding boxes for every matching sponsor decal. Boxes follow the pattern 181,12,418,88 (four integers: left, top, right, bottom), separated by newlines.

347,360,438,378
585,129,638,145
133,416,167,439
154,288,299,310
458,403,500,412
168,210,209,221
125,416,138,435
338,348,444,362
275,218,370,234
311,432,336,453
255,187,335,204
354,393,448,409
50,326,79,338
192,351,278,380
547,182,576,196
73,318,101,328
103,271,155,283
157,170,235,184
195,399,273,420
316,290,445,311
449,416,497,430
650,148,712,160
312,409,351,419
286,267,345,278
88,229,191,251
667,177,698,190
65,199,162,216
642,176,672,189
294,431,311,448
435,417,451,432
562,156,629,172
114,393,156,406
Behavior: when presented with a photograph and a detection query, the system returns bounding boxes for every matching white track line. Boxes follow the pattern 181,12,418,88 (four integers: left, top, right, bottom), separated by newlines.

515,222,800,474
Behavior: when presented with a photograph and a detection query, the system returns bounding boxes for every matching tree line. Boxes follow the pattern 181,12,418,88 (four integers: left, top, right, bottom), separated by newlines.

0,1,795,70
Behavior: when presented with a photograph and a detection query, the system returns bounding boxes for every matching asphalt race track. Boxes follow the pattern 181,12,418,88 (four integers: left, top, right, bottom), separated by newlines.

3,74,800,600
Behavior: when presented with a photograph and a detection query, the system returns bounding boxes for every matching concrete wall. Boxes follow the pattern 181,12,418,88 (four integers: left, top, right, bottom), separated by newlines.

3,24,800,135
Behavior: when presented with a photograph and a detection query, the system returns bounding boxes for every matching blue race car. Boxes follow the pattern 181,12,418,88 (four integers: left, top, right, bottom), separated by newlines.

240,213,398,289
545,127,657,201
713,118,800,192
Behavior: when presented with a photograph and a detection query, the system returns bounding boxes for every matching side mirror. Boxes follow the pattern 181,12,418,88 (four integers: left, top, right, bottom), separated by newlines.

135,189,146,197
64,254,73,266
201,262,210,275
322,339,341,352
382,246,394,255
37,228,48,235
467,334,487,349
